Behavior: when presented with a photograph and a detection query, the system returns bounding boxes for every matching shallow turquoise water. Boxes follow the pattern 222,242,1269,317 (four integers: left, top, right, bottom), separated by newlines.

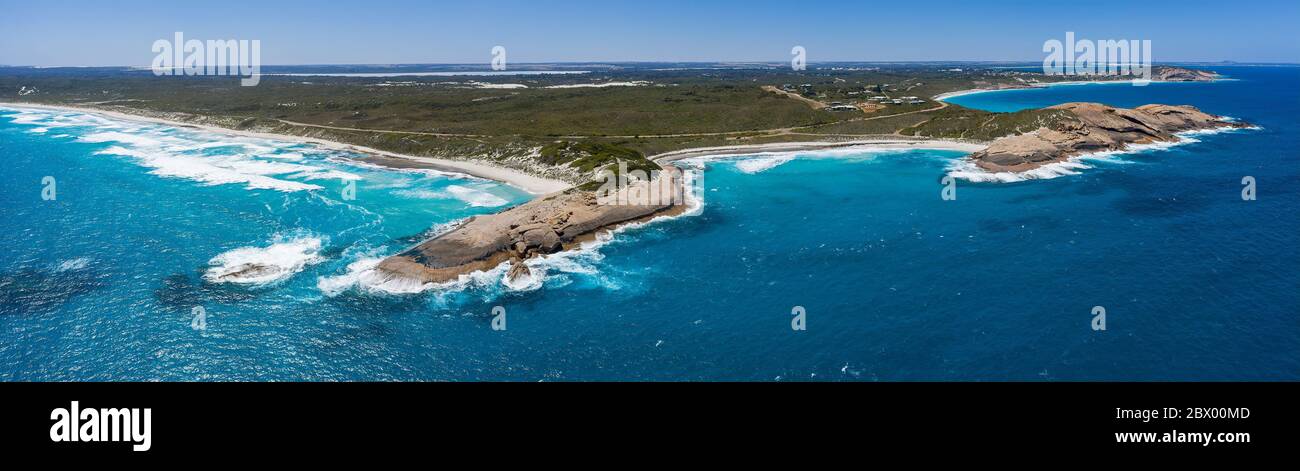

2,65,1297,380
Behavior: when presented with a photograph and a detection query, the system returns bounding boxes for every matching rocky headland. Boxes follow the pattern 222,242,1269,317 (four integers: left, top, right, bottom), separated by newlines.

374,167,690,285
1153,66,1222,82
967,102,1249,173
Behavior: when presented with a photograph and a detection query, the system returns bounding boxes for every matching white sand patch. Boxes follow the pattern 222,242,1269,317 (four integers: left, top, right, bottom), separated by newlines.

545,81,651,89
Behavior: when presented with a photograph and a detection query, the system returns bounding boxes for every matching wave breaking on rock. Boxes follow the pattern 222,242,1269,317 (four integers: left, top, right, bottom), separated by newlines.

951,102,1253,181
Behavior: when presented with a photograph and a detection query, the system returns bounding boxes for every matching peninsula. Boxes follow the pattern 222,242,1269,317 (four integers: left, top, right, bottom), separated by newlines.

376,167,690,285
963,103,1249,173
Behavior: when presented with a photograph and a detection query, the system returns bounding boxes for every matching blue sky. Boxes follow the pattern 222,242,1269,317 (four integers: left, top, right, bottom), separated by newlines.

2,0,1297,66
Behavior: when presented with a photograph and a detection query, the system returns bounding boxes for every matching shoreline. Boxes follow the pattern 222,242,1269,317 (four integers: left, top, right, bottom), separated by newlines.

954,102,1254,181
932,78,1212,102
3,101,989,192
651,139,987,164
0,102,572,195
948,125,1256,183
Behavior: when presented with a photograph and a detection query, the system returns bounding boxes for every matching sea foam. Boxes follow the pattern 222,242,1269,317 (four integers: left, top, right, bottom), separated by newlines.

683,146,915,175
317,165,705,298
55,257,92,272
393,184,510,207
734,155,796,174
444,184,510,207
947,126,1259,183
205,235,325,285
2,106,366,193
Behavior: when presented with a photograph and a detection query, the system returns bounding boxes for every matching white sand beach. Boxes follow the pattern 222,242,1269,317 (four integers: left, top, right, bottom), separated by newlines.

932,79,1190,102
0,102,572,195
650,139,987,164
4,103,988,194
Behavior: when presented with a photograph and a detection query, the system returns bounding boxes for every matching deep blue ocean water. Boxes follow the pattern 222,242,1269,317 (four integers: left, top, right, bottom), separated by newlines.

2,65,1297,380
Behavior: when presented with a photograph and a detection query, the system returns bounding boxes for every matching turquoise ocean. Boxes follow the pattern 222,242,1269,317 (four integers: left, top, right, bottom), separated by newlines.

1,65,1296,380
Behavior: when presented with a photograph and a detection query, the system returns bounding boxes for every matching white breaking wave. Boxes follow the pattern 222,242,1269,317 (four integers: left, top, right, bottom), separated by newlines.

317,255,512,296
95,146,323,192
78,131,167,148
317,220,473,296
318,165,705,298
947,126,1259,183
393,184,510,207
501,261,545,291
444,185,509,207
316,256,432,296
82,131,328,192
3,106,521,206
734,155,796,174
4,109,123,130
292,168,363,181
55,257,92,272
946,158,1093,183
205,235,325,285
5,110,53,125
1,106,369,193
1178,124,1263,137
320,244,592,297
681,146,916,175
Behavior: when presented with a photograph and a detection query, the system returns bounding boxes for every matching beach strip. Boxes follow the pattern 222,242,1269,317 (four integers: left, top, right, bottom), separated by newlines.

651,139,987,164
0,102,572,195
